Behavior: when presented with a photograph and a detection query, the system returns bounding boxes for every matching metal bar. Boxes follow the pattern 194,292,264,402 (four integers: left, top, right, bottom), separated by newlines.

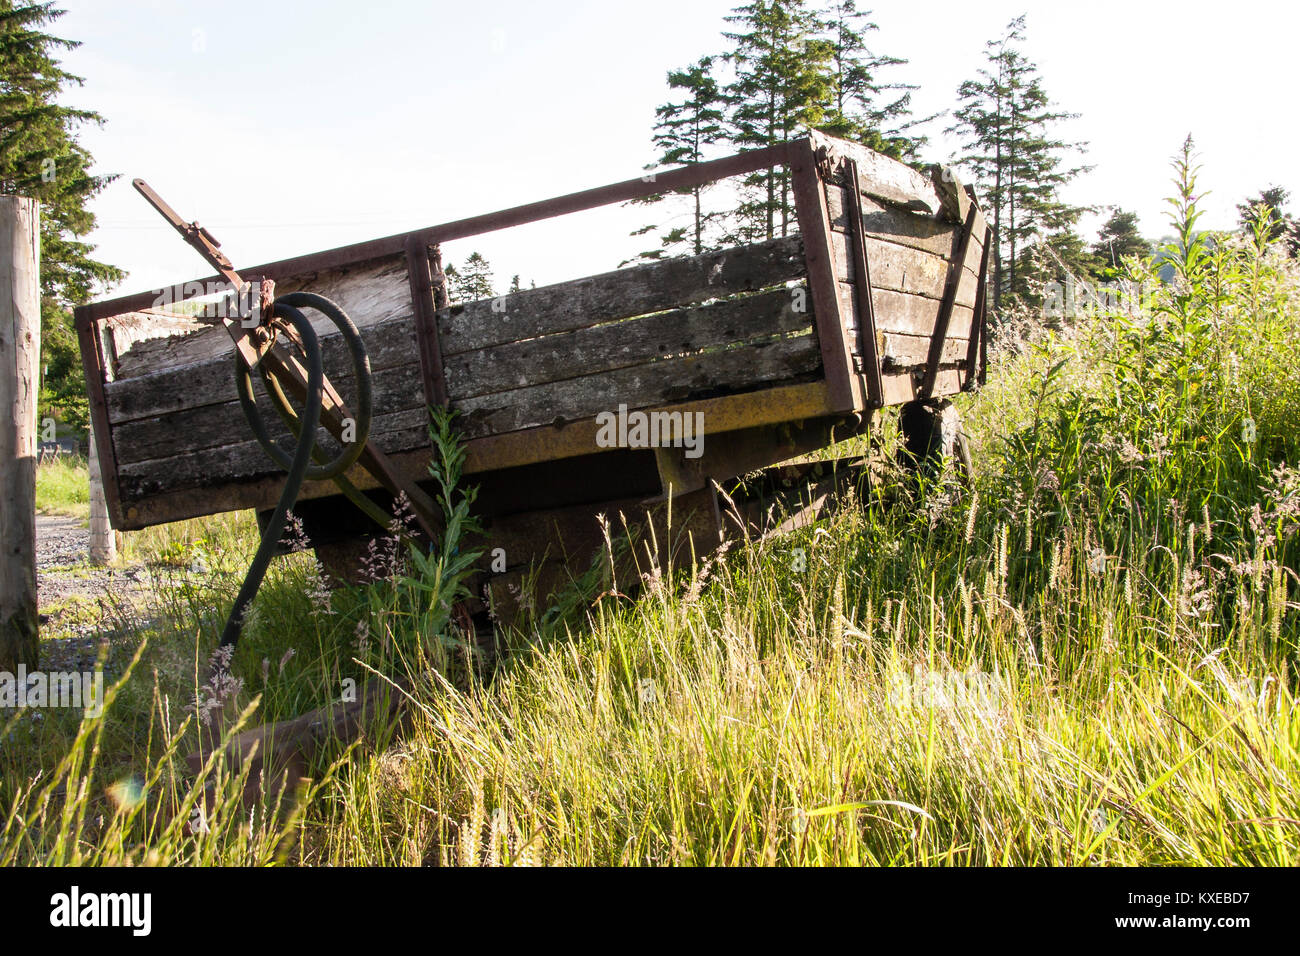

789,138,858,413
919,202,980,401
843,158,885,408
132,179,240,285
405,233,448,407
74,307,125,528
77,142,797,329
964,229,991,389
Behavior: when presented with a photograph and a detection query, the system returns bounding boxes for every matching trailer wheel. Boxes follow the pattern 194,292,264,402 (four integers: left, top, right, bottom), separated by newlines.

898,399,972,483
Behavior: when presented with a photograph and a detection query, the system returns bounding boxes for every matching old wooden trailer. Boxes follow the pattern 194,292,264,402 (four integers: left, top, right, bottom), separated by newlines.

76,130,990,629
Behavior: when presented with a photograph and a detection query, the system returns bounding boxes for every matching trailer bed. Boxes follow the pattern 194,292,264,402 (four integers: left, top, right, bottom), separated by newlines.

77,132,989,538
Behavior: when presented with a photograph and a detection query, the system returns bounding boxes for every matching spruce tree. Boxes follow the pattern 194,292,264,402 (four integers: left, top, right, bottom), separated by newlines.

722,0,834,242
1,1,121,431
948,16,1089,310
1236,186,1300,255
629,56,729,262
446,252,495,302
816,1,926,161
1092,208,1152,277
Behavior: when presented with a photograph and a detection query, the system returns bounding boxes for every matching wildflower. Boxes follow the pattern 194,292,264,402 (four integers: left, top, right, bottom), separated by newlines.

307,561,333,616
280,512,310,551
187,645,244,727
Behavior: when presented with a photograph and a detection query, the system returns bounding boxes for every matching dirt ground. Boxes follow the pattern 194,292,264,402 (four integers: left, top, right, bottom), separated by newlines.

35,514,159,672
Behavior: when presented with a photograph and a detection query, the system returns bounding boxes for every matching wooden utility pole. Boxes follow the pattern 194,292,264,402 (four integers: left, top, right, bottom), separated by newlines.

0,196,40,672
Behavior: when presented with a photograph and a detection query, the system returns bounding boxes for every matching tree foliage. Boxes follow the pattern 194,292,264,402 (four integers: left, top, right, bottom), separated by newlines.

631,2,926,258
1,1,121,432
948,15,1089,310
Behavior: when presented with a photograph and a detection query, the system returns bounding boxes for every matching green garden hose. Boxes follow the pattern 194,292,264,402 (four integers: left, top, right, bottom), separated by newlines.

220,293,382,647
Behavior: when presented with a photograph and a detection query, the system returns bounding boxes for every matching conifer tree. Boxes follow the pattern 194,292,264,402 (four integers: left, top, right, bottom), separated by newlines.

816,1,926,161
722,0,834,241
1236,186,1300,256
948,16,1089,310
629,56,729,262
1092,208,1152,277
446,252,495,302
1,1,122,430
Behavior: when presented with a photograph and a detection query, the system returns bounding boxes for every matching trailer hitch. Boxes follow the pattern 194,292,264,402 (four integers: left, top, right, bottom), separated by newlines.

134,180,442,647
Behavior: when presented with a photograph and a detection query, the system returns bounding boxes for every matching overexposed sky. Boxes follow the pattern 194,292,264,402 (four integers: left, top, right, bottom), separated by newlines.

57,0,1300,301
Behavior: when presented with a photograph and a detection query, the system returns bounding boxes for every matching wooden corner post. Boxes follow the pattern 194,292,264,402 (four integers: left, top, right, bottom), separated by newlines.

789,139,859,414
0,195,40,671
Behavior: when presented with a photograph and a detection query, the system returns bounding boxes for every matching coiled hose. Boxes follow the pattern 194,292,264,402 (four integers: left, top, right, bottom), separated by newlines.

219,292,382,647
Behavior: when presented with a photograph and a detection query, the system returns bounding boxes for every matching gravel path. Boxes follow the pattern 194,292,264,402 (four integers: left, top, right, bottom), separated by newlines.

35,513,160,672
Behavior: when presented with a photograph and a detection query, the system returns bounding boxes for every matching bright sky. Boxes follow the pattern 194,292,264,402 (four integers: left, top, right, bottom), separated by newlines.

58,0,1300,302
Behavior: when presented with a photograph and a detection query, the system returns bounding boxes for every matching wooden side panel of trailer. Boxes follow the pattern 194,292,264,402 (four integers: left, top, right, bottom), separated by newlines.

76,132,989,531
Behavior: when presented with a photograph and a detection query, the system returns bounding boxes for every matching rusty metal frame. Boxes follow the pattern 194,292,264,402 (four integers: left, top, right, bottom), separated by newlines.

842,158,885,408
920,202,980,401
405,231,448,408
74,143,796,330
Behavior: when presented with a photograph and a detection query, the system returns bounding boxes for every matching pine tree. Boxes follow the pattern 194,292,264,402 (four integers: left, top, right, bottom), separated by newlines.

1236,186,1300,255
948,16,1089,310
1,1,122,431
1092,208,1152,277
629,57,729,262
723,0,835,242
815,1,926,161
446,252,495,302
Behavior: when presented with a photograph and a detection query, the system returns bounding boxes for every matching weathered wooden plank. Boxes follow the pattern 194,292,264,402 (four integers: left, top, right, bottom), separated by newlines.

112,361,426,466
105,312,418,423
835,282,975,339
437,235,806,356
445,285,812,400
809,130,947,215
111,255,413,381
880,366,965,406
825,184,985,261
117,406,432,501
790,137,858,413
104,311,213,378
880,332,967,370
454,334,822,438
830,229,981,307
111,382,837,528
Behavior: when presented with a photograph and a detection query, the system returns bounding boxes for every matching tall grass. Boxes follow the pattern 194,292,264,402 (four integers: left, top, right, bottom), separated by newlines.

3,142,1297,865
34,454,89,518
